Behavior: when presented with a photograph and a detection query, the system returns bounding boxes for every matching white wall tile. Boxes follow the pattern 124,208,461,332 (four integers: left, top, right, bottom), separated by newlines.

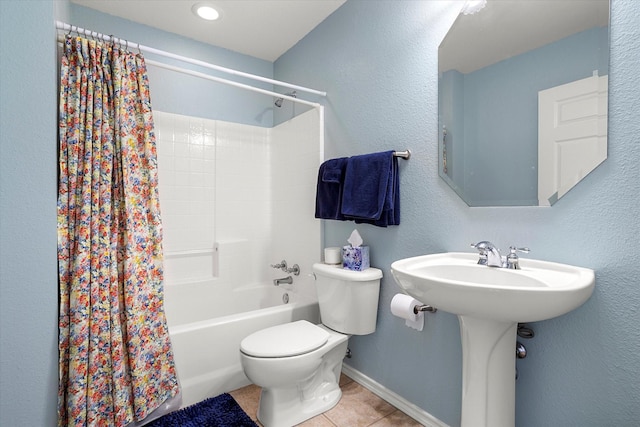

155,109,320,293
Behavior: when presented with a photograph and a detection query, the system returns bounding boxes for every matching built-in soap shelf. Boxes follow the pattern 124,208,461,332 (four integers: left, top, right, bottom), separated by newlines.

164,248,218,285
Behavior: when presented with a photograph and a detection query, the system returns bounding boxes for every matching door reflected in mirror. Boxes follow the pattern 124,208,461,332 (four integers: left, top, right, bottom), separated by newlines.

438,0,609,207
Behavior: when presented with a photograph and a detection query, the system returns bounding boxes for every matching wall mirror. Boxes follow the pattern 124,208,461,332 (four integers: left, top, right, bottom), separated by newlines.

438,0,609,207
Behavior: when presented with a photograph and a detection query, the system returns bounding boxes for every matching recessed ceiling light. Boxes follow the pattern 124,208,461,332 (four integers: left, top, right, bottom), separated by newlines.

192,3,220,21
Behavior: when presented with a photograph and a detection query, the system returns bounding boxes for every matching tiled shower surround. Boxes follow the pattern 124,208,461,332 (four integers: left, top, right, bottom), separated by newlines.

154,109,322,299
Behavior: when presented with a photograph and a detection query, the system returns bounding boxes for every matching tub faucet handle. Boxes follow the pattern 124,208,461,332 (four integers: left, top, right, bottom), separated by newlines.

270,260,288,271
286,264,300,276
270,260,300,276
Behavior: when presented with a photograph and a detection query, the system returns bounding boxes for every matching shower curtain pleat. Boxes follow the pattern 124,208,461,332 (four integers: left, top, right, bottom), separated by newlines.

57,35,179,427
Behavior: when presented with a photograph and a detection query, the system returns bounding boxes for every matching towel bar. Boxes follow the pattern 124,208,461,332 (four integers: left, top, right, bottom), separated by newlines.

393,150,411,160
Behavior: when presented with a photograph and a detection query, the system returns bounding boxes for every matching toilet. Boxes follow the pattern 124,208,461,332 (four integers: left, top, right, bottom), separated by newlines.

239,263,382,427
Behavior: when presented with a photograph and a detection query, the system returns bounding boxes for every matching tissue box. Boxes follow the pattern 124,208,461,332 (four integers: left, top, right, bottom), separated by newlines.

342,246,370,271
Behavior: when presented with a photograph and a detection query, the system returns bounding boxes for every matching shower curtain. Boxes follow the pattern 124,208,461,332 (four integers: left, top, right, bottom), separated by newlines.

57,35,179,427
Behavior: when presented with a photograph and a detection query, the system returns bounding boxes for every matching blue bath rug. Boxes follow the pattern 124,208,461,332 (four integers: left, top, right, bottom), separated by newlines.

146,393,257,427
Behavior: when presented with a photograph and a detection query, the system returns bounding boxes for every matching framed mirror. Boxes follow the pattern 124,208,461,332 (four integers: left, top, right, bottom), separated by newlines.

438,0,609,207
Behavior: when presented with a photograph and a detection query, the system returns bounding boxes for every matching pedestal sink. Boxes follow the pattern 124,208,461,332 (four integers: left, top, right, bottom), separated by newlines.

390,252,595,427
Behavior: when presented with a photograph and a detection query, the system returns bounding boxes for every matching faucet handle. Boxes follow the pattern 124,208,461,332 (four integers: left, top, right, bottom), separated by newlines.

270,260,288,271
506,247,530,269
509,246,530,254
271,260,300,275
286,264,300,276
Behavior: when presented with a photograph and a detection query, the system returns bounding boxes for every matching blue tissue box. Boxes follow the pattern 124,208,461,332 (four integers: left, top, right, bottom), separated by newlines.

342,246,370,271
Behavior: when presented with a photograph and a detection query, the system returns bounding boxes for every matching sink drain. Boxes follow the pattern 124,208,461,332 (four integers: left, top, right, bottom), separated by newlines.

282,293,289,304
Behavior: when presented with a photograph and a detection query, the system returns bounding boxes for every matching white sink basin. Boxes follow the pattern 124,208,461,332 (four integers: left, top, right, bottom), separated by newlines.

391,252,595,322
390,252,595,427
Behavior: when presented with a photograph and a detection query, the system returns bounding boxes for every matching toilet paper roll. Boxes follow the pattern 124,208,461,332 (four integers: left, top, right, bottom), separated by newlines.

324,247,342,265
390,293,424,331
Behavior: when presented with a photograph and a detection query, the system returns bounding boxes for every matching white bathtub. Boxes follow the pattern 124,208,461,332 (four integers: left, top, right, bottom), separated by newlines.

164,280,320,408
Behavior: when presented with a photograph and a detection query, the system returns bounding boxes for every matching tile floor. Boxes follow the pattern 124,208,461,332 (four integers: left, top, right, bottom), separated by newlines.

230,373,424,427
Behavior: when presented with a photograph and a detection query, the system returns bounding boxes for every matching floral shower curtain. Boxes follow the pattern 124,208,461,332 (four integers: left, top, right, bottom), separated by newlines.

57,35,179,427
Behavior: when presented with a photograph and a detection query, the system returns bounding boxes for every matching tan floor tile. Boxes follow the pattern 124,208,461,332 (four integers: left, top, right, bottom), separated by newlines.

339,373,353,387
296,414,337,426
370,409,425,427
323,381,396,427
230,374,418,427
230,384,262,424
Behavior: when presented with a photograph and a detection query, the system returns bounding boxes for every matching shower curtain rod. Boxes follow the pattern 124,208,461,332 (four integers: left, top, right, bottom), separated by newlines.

144,58,319,108
54,21,326,103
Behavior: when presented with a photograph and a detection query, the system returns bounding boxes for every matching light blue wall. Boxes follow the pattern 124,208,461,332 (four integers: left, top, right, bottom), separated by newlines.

275,0,639,426
69,5,276,127
1,0,638,426
0,1,60,425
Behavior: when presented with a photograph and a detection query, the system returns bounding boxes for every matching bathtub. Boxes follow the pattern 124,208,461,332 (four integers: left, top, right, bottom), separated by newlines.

164,280,320,408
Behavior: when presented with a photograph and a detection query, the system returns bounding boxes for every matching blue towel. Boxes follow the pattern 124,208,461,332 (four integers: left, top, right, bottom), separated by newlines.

341,151,400,227
315,157,348,220
359,155,399,227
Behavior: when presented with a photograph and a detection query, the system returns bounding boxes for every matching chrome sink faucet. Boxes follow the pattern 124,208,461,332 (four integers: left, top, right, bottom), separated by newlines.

470,241,530,269
470,241,501,266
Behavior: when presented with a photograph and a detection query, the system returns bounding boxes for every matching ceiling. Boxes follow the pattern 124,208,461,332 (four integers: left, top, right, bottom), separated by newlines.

70,0,346,62
70,1,608,70
440,0,609,74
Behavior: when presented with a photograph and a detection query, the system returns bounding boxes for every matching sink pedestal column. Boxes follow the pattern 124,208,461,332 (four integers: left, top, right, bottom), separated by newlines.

458,316,517,427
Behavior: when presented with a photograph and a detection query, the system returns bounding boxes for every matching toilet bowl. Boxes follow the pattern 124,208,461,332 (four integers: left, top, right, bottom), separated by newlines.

239,263,382,427
240,321,348,426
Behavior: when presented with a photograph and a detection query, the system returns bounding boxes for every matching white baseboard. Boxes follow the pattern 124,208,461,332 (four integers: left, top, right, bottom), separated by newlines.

341,364,450,427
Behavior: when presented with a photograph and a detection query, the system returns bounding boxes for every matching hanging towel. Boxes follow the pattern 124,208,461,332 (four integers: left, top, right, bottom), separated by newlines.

359,154,399,227
315,157,349,220
341,151,400,227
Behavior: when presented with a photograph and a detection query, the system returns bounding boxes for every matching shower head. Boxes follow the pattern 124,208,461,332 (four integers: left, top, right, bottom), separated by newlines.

274,90,297,108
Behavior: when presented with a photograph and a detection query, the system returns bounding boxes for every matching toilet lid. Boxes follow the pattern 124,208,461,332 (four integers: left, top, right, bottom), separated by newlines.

240,320,330,358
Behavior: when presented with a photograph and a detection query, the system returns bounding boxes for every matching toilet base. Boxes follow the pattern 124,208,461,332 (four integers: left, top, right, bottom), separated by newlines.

258,382,342,427
255,337,349,427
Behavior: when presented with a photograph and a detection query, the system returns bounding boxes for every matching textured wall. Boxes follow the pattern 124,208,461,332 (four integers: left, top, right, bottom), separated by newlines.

0,1,59,426
1,1,638,426
275,0,639,426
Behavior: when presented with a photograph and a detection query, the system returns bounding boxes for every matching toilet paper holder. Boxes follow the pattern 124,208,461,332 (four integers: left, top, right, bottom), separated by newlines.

414,304,437,314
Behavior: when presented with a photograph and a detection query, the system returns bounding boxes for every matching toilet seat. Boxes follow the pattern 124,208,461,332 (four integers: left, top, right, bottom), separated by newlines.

240,320,329,358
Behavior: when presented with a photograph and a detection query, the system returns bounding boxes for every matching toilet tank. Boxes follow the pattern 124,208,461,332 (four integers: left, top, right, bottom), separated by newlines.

312,263,383,335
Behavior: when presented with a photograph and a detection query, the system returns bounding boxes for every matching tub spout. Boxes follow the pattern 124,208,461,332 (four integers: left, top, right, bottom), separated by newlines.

273,276,293,286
